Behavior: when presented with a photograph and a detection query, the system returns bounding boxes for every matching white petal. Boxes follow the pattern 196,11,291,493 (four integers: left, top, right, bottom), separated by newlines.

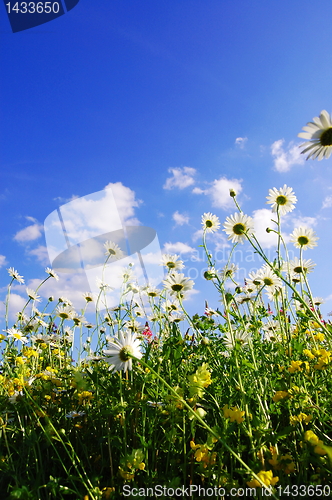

319,110,332,129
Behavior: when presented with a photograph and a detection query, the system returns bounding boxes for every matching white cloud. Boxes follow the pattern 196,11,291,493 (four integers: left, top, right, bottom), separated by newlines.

192,229,203,242
26,274,92,311
14,218,43,242
0,255,7,268
0,292,27,321
212,232,231,251
290,215,317,228
235,137,248,149
163,241,196,254
322,195,332,209
105,181,142,225
172,211,189,226
193,176,243,210
271,140,305,172
163,167,196,190
29,245,51,265
46,183,142,253
252,209,279,249
192,187,204,194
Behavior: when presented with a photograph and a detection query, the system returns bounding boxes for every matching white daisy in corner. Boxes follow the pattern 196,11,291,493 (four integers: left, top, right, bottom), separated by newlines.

298,110,332,160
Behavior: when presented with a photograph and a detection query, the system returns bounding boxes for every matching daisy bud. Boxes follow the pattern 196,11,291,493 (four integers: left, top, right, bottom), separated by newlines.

229,189,237,198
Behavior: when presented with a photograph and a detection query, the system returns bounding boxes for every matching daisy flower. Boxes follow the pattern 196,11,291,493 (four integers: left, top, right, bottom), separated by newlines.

82,292,94,302
265,285,285,302
168,313,186,323
201,212,220,233
161,253,185,271
223,213,254,244
26,288,42,302
246,270,263,290
262,320,282,342
219,263,239,281
6,328,28,344
59,297,73,306
282,257,316,276
31,333,52,344
163,272,194,296
236,293,255,305
56,305,75,320
258,266,282,290
298,110,332,160
305,296,325,307
222,328,251,350
65,411,86,418
104,240,125,260
162,298,181,313
123,319,145,332
103,330,142,372
290,227,318,250
45,267,59,281
143,286,160,298
266,185,297,216
7,267,24,284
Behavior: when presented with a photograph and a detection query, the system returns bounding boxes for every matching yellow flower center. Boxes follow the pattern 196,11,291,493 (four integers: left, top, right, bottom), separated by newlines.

205,220,213,227
171,284,184,292
298,236,309,246
233,223,246,235
320,127,332,147
119,346,134,362
276,195,287,205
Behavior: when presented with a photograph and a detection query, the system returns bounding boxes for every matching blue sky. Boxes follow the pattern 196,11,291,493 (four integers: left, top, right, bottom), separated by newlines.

1,0,332,329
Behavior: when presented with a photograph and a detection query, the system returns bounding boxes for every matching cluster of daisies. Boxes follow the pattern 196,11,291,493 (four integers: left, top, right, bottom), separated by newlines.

201,184,318,252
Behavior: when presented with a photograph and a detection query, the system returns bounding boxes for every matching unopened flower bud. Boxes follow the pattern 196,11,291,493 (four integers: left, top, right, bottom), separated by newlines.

229,189,236,198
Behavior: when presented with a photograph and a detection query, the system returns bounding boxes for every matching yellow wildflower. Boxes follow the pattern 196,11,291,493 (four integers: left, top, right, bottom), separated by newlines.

16,357,26,366
288,360,303,373
190,441,216,468
304,431,327,456
119,467,135,480
188,364,212,398
77,391,94,405
223,404,245,424
272,390,288,403
303,349,315,360
247,470,279,488
290,413,312,426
